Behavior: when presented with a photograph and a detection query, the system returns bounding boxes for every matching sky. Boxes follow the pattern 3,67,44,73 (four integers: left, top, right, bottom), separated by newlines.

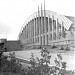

0,0,75,40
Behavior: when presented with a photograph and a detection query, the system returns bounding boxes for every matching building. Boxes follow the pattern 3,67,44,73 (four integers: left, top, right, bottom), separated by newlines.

19,3,75,49
0,39,22,52
4,40,22,51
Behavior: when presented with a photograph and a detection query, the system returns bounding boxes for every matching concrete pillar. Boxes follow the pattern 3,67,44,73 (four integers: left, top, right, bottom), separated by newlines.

39,16,41,45
33,20,34,43
29,22,31,44
28,23,29,44
30,21,32,44
57,18,59,39
61,21,63,38
24,26,26,44
52,15,54,41
43,1,47,45
62,21,65,38
25,26,27,43
36,15,38,44
41,6,44,45
27,25,28,44
34,17,36,44
48,16,50,45
56,18,57,40
38,8,41,45
44,11,47,45
32,20,34,43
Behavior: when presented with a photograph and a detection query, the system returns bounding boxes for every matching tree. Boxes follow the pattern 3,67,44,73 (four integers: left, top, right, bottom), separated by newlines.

30,48,51,75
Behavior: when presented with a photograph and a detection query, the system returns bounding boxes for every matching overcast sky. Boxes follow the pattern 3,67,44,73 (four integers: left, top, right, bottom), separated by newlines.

0,0,75,40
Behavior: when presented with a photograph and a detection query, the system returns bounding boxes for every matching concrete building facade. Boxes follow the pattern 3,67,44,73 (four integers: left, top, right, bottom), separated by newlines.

19,4,74,48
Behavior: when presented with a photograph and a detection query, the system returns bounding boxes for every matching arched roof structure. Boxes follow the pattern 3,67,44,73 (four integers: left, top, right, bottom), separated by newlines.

19,10,73,38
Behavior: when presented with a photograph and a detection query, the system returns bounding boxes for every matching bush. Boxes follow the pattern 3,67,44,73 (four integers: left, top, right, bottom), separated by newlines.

51,45,57,49
65,45,70,51
0,52,23,75
33,45,42,49
29,48,75,75
1,47,74,75
60,47,64,50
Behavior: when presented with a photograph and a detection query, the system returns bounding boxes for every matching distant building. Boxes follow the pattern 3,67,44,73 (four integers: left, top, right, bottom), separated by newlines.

0,39,22,51
0,39,6,43
4,40,22,51
19,3,75,48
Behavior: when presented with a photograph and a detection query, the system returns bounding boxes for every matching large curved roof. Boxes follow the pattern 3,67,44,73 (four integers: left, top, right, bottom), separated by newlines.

19,10,73,36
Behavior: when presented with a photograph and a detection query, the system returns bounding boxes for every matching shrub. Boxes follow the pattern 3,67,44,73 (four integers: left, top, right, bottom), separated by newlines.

29,48,51,75
60,47,64,50
65,45,70,51
0,52,23,75
29,48,75,75
51,45,57,49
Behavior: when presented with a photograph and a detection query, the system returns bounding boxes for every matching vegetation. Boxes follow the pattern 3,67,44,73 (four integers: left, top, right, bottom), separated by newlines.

0,47,75,75
65,45,70,51
60,47,64,50
51,45,57,49
0,52,23,75
29,48,75,75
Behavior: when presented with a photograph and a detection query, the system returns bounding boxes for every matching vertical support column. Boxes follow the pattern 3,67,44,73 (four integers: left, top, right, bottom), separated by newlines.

41,3,44,45
48,15,50,45
30,22,31,44
30,21,32,44
61,21,63,38
44,16,47,45
38,6,41,45
29,23,30,44
56,18,57,40
39,15,41,45
34,17,36,44
28,23,29,44
33,20,34,43
52,15,54,41
45,18,47,45
26,24,28,44
32,20,34,44
24,27,26,44
25,26,27,44
31,20,33,44
36,15,37,44
57,18,59,39
62,21,65,38
27,24,29,44
27,24,28,44
44,1,47,45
